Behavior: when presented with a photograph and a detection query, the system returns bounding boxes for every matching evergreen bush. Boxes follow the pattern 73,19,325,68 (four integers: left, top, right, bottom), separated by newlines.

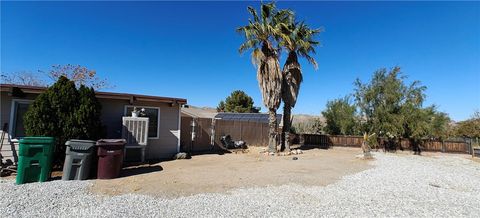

24,76,104,166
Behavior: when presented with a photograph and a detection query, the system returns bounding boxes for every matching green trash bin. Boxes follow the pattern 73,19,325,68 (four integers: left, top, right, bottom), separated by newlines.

62,140,96,180
16,137,55,185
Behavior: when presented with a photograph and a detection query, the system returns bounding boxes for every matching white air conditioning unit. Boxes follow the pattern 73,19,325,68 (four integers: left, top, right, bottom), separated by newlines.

122,117,149,162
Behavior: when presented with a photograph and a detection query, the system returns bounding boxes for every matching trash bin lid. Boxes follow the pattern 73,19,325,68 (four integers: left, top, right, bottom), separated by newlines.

96,139,127,146
19,137,55,144
66,139,96,150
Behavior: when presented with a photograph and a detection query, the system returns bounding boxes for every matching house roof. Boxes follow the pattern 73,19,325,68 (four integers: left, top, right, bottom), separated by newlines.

0,84,187,104
181,107,218,119
215,112,282,124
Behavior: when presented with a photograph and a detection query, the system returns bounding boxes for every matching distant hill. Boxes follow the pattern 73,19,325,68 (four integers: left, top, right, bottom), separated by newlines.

291,114,325,125
185,105,217,113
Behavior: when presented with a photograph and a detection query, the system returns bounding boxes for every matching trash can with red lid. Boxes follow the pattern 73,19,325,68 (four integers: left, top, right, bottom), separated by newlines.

96,139,126,179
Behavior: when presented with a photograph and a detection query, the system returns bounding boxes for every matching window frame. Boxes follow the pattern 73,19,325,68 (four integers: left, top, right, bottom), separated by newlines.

123,105,161,139
9,99,34,140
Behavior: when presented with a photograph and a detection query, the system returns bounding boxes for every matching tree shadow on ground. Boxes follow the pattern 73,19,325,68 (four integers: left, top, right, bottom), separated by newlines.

298,144,330,151
119,165,163,178
49,164,164,180
190,149,232,156
181,144,233,157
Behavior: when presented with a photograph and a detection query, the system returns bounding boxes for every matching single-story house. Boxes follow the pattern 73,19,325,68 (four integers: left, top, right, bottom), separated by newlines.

0,84,187,162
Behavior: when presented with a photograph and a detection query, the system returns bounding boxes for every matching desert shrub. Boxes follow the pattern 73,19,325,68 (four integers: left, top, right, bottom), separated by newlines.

291,118,323,134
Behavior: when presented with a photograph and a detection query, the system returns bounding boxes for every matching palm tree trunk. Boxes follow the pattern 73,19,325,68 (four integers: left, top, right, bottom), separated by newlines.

268,108,278,153
258,41,282,153
283,103,292,152
281,51,301,152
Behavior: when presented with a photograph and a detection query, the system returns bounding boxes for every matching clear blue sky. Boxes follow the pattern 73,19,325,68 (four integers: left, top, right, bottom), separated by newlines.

1,1,479,121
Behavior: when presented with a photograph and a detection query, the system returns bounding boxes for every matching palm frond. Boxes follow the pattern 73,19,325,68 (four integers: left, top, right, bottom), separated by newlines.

303,53,318,70
251,48,265,67
280,19,321,70
247,6,260,22
261,2,275,20
238,2,298,65
239,38,260,54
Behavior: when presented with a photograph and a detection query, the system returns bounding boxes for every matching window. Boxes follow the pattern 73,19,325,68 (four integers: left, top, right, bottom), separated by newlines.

10,100,33,138
125,106,160,138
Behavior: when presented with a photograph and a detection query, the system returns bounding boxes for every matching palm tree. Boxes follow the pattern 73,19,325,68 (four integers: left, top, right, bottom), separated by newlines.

280,21,321,151
237,3,291,153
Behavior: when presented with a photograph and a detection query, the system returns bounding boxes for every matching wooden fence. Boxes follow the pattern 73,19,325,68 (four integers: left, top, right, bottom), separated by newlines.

180,119,473,154
300,134,473,154
214,119,269,147
180,118,270,152
180,117,214,152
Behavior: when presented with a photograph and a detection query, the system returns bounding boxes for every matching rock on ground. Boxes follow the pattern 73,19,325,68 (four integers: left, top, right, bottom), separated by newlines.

1,153,479,217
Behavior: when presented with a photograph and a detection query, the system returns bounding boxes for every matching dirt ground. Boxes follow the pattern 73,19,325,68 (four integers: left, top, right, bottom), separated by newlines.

90,147,372,198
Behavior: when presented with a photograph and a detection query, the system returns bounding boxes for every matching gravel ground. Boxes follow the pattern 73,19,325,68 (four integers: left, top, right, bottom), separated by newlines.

1,152,479,217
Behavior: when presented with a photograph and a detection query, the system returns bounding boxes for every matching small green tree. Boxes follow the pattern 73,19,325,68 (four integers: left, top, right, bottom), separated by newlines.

217,90,260,113
455,110,480,138
354,67,422,138
217,101,226,112
322,97,357,135
426,107,451,140
24,76,78,146
353,66,454,153
402,106,432,152
24,76,104,165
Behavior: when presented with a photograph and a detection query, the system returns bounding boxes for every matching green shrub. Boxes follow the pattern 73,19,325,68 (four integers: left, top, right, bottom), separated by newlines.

24,76,104,166
75,85,104,140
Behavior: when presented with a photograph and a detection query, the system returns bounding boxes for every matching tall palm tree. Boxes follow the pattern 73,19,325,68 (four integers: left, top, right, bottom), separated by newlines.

280,21,321,151
237,3,291,153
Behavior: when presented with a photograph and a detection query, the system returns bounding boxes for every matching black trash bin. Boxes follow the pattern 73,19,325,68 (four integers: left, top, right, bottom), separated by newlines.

62,140,96,180
96,139,126,179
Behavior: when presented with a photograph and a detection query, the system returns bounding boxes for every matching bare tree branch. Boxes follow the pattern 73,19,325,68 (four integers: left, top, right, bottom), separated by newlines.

40,64,113,90
0,71,47,86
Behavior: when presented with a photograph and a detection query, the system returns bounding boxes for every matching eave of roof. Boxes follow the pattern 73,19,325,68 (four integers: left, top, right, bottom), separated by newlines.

0,84,187,104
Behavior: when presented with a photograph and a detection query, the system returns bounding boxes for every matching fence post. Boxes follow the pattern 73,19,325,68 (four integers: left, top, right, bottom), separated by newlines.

240,121,243,141
260,123,263,146
211,118,215,148
466,137,472,154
